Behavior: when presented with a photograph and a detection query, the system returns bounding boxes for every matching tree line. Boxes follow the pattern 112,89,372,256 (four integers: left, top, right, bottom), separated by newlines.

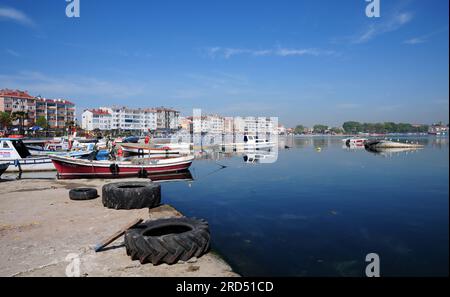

342,121,429,134
293,121,429,134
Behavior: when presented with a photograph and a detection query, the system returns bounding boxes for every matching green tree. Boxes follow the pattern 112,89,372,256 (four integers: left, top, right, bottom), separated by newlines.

343,121,362,134
11,111,28,135
294,125,305,134
0,111,12,132
313,124,328,134
330,127,343,134
35,116,48,129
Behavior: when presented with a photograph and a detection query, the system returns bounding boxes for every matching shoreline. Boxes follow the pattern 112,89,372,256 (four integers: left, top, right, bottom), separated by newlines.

0,178,238,277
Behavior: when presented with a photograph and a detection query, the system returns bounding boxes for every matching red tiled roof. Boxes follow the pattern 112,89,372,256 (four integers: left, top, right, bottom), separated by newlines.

36,97,75,105
0,89,34,99
87,109,111,115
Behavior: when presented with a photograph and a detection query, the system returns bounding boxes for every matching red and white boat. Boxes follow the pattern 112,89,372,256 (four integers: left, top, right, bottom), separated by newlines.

50,154,194,179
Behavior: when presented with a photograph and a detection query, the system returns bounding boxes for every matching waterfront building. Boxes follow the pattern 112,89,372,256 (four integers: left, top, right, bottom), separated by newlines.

223,117,234,133
81,106,180,132
155,107,180,131
233,116,278,135
192,114,225,134
277,124,286,135
0,89,76,129
81,109,112,131
35,97,76,129
428,123,449,135
0,89,36,127
178,116,193,132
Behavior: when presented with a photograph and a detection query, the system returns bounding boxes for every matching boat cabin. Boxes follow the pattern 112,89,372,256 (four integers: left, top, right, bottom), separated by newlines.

0,138,32,160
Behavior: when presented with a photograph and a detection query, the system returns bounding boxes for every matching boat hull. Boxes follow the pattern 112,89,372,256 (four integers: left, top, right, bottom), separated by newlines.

50,155,194,179
4,158,55,172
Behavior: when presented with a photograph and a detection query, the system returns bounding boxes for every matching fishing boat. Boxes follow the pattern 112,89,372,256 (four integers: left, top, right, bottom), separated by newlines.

120,143,184,155
27,141,70,156
117,136,140,143
343,137,368,147
0,138,55,172
0,162,9,177
50,154,195,179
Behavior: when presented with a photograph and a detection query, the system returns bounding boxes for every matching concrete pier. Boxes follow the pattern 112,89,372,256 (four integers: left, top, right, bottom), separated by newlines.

0,178,238,277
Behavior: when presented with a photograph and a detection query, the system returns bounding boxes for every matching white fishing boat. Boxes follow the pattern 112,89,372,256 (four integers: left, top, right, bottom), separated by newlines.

0,138,96,172
0,138,55,172
343,137,368,147
27,140,70,156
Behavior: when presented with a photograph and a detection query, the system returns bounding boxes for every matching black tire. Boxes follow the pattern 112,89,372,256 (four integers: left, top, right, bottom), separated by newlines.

69,188,98,200
102,181,161,210
124,217,210,265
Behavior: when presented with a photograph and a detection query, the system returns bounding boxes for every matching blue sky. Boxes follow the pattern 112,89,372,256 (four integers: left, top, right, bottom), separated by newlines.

0,0,448,127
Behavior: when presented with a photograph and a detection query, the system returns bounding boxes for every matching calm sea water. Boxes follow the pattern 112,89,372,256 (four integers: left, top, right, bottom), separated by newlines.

7,136,448,276
162,136,448,276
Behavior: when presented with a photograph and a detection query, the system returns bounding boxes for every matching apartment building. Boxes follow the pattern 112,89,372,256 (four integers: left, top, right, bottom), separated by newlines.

233,116,277,134
0,89,36,127
0,89,76,129
99,107,156,131
178,116,193,131
81,106,179,132
35,97,76,129
81,109,112,131
155,107,180,130
192,114,225,134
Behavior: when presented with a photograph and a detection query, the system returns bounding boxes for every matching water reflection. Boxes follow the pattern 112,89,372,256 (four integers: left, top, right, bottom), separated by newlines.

190,135,450,161
365,147,424,157
160,135,448,276
147,170,193,183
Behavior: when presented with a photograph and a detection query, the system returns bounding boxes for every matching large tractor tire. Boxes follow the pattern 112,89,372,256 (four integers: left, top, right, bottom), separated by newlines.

102,182,161,210
124,217,210,265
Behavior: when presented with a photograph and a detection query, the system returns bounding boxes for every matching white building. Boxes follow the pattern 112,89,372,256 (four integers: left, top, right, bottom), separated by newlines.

155,108,180,131
223,117,234,133
82,106,180,132
82,107,157,132
232,116,278,135
81,109,112,131
193,115,224,134
190,114,279,135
